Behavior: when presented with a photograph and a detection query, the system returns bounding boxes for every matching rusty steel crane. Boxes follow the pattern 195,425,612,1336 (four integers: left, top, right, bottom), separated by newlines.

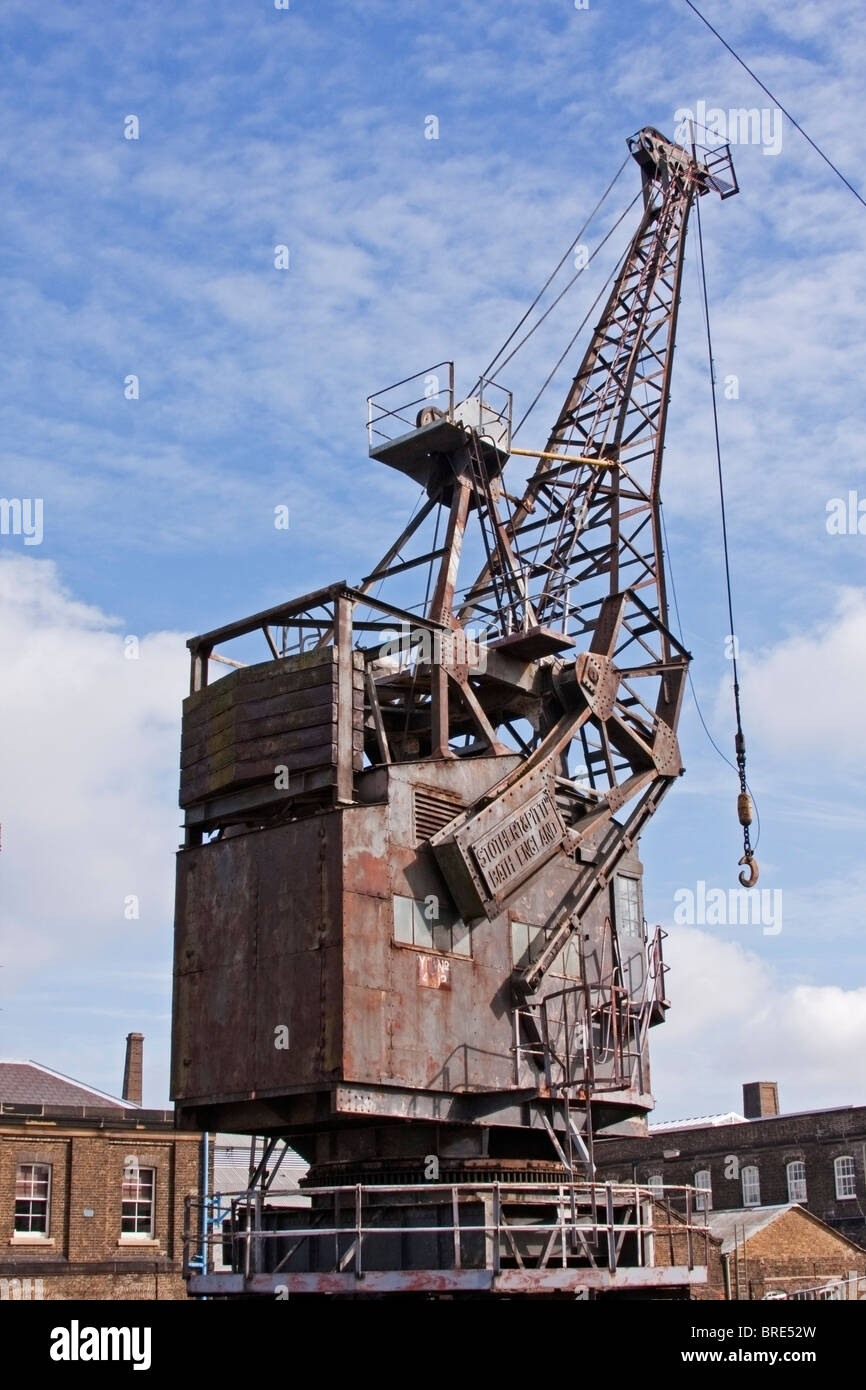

174,127,739,1296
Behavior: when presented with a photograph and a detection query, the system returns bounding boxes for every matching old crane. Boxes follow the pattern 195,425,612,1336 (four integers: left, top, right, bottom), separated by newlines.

174,127,740,1296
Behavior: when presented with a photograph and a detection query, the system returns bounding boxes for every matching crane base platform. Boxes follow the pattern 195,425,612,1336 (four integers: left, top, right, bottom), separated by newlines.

184,1174,711,1299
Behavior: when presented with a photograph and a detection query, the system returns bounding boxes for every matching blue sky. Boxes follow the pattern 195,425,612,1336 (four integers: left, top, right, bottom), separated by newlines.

1,0,865,1116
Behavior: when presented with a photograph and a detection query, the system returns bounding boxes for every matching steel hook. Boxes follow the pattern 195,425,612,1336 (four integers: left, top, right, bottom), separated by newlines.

738,852,759,888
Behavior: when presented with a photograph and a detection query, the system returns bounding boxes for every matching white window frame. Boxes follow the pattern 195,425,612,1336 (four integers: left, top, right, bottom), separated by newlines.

786,1160,807,1204
121,1165,156,1239
834,1156,856,1201
613,874,643,940
694,1169,713,1212
14,1163,52,1236
647,1174,664,1196
741,1164,761,1207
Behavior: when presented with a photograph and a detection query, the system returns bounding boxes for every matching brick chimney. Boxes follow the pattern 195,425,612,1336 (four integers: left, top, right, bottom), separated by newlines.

122,1033,144,1106
743,1081,779,1119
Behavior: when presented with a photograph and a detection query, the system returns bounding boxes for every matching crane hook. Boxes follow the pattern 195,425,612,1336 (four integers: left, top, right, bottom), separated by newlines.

735,743,758,887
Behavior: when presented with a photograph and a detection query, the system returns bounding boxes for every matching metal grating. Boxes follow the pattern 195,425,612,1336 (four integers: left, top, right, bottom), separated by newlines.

414,788,464,843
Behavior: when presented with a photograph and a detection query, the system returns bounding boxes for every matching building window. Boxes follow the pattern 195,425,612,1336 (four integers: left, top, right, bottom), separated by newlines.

393,896,471,957
14,1164,51,1235
510,921,580,978
647,1174,664,1196
613,875,643,939
741,1165,761,1206
834,1156,856,1201
694,1170,713,1211
121,1166,155,1237
786,1160,807,1204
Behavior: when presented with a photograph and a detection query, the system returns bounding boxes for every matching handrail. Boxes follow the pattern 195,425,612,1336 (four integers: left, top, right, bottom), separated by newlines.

183,1177,711,1283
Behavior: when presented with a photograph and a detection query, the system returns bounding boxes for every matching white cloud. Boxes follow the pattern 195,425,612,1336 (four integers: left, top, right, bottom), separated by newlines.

0,557,186,987
716,587,866,767
651,925,866,1118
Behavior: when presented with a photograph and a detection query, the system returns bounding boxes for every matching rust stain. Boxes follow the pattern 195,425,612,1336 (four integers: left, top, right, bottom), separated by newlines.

417,954,451,989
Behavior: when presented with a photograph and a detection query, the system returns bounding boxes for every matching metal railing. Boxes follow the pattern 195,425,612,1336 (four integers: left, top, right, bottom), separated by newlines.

766,1277,864,1301
183,1178,710,1283
512,926,668,1099
456,376,513,455
366,365,513,457
366,362,455,449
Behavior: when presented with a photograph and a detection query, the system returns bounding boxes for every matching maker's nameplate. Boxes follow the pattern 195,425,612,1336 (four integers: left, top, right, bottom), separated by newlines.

468,788,565,896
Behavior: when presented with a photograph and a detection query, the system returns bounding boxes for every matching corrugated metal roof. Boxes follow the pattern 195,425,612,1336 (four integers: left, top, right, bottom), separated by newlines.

212,1162,305,1194
213,1140,308,1194
0,1060,135,1109
650,1111,747,1132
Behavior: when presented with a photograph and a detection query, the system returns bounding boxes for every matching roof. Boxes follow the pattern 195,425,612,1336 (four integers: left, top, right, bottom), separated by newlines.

649,1103,866,1135
212,1163,306,1193
706,1205,796,1253
213,1139,308,1194
706,1203,866,1256
0,1060,136,1110
650,1112,747,1132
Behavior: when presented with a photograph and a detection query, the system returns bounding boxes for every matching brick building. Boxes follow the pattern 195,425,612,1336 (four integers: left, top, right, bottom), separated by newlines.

595,1082,866,1249
0,1036,204,1301
705,1205,866,1301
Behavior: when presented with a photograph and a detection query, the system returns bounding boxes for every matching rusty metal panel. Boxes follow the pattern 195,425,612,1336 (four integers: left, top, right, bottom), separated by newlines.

171,817,344,1106
382,762,517,1095
256,821,343,956
341,806,390,901
253,945,342,1092
173,750,652,1128
172,836,256,1102
172,959,254,1101
342,983,390,1086
253,819,343,1088
336,758,591,1102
